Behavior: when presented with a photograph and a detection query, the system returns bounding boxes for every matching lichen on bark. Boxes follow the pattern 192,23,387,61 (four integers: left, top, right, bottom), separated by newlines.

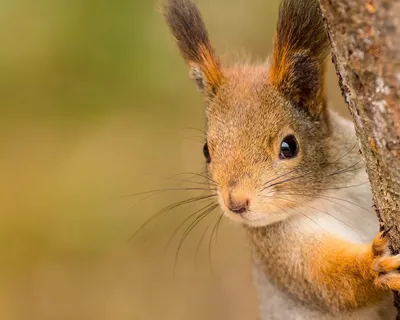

318,0,400,315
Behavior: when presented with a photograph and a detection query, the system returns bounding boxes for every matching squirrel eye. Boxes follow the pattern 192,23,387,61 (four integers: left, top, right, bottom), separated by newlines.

279,135,299,160
203,143,211,163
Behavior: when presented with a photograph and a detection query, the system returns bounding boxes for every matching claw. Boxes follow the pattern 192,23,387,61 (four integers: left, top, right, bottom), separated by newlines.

371,230,400,291
373,255,400,273
377,273,400,291
381,226,393,238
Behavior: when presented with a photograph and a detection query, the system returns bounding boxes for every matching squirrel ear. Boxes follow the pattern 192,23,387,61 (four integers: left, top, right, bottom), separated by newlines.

164,0,223,96
269,0,329,117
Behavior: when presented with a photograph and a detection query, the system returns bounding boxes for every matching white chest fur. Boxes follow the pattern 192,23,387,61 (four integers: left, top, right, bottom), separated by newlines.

252,172,396,319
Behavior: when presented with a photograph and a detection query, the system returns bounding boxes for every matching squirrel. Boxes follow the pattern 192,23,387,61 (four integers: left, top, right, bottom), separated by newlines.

163,0,400,318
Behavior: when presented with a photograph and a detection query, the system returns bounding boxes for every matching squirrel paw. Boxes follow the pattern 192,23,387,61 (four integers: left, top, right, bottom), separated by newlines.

371,230,400,291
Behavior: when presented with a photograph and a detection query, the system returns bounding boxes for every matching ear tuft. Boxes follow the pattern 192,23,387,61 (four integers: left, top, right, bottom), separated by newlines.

164,0,223,94
269,0,329,117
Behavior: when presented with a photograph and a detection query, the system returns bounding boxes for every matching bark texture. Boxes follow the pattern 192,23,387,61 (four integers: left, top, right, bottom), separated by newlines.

318,0,400,315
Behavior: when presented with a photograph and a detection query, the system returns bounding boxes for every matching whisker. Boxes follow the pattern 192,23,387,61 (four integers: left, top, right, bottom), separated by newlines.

277,192,371,213
173,172,218,186
262,143,358,192
161,175,215,187
164,201,217,251
122,187,217,199
265,194,357,234
183,137,207,144
180,204,218,246
169,171,216,188
262,160,362,194
174,203,219,274
326,160,363,177
169,171,208,183
260,201,291,218
308,181,369,191
182,127,207,136
264,197,326,231
128,194,217,243
215,211,224,245
208,212,224,275
263,167,300,187
195,225,211,269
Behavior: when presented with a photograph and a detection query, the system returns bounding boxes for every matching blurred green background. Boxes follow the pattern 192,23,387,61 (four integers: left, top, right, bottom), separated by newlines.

0,0,348,319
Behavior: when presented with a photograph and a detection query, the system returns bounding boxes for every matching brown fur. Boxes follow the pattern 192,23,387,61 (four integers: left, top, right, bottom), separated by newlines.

163,0,400,317
247,224,400,313
164,0,223,93
269,0,329,117
308,232,391,310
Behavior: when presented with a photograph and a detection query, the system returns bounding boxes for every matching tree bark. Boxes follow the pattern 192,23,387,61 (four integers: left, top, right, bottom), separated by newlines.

318,0,400,316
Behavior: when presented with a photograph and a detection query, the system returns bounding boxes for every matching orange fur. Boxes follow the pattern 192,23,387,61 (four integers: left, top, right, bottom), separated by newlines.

198,44,223,88
374,256,400,273
269,44,327,103
164,0,400,316
309,231,400,309
268,42,293,87
248,225,400,314
267,0,329,117
164,0,224,93
379,275,400,291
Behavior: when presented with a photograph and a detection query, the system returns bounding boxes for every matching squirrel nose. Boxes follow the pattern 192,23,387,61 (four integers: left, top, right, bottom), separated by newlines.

228,197,250,214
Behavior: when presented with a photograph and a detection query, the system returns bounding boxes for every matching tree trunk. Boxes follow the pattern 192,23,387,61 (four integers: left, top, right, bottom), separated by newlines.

318,0,400,316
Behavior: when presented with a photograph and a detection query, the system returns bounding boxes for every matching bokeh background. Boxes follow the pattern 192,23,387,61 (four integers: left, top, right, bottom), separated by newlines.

0,0,348,319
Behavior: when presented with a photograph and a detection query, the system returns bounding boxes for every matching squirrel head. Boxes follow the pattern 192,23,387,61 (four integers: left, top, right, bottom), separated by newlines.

165,0,339,226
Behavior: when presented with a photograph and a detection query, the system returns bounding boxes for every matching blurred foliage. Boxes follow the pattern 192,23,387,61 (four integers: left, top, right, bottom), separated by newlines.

0,0,347,319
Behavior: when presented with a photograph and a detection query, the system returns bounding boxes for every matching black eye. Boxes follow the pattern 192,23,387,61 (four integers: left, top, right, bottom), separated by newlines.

203,143,211,163
279,135,299,159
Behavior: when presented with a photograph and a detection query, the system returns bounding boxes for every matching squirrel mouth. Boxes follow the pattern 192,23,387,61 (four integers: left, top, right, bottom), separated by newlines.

224,209,266,224
223,209,290,227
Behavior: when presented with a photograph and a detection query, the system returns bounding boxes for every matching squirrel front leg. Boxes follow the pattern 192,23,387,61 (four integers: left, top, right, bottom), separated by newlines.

309,230,400,310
